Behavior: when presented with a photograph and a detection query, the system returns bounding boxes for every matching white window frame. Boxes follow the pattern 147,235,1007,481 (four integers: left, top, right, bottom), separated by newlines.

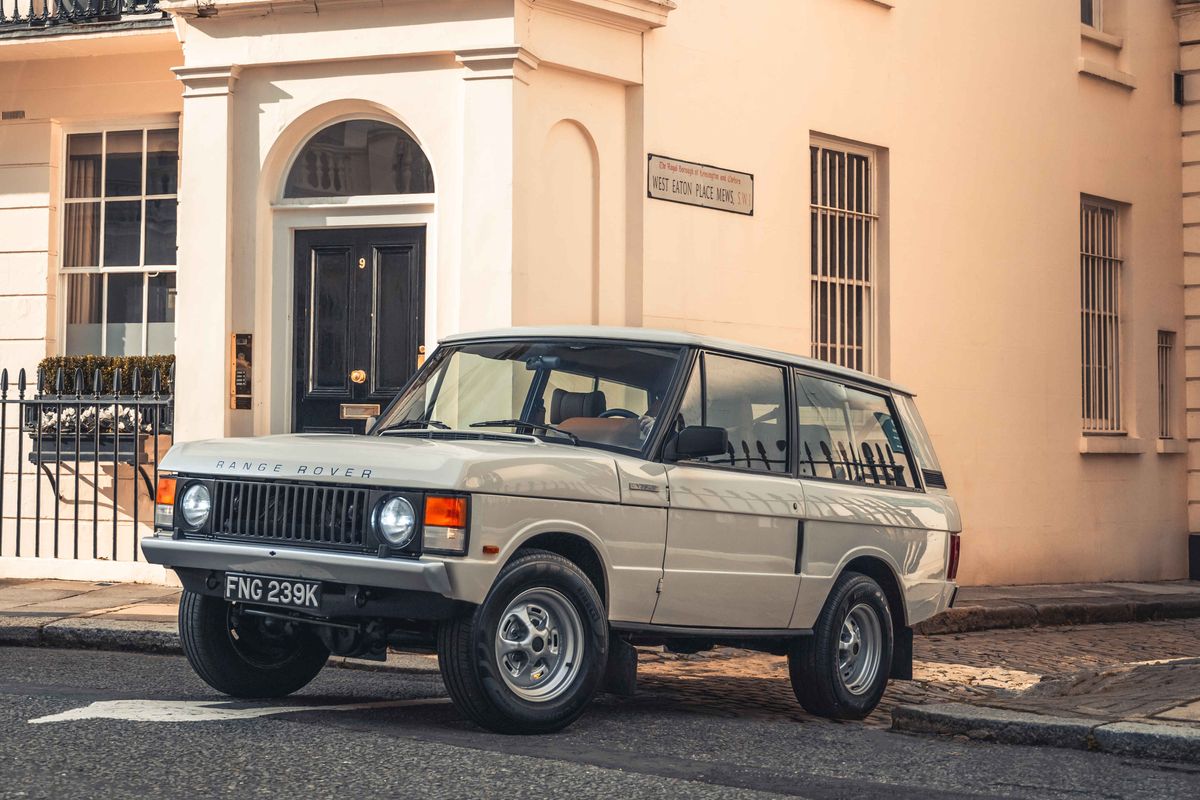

810,135,879,374
1080,197,1124,434
1082,0,1102,30
57,118,180,357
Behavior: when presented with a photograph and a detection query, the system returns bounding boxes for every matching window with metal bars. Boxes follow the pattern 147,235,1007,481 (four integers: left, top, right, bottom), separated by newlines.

1158,331,1174,439
1080,199,1123,433
810,138,878,374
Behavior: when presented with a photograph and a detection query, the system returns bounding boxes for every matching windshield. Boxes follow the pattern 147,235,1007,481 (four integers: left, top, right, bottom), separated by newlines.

374,340,685,454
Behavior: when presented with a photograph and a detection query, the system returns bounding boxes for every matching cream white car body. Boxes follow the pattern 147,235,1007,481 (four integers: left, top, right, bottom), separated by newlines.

144,327,960,641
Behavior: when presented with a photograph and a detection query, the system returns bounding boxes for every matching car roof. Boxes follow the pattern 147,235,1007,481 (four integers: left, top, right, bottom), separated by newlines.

439,326,913,396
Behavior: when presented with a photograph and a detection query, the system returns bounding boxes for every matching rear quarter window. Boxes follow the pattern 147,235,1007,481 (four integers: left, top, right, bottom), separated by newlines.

893,394,942,473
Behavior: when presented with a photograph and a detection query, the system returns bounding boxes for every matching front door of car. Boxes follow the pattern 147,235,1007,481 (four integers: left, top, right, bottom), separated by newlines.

292,227,425,433
652,352,804,629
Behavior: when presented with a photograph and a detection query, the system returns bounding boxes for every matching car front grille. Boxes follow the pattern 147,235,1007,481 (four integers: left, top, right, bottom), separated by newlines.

207,478,371,551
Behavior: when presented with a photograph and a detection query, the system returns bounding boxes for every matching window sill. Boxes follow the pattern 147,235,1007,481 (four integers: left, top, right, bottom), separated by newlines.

1078,57,1136,90
1081,24,1124,51
1157,438,1188,455
1079,435,1145,455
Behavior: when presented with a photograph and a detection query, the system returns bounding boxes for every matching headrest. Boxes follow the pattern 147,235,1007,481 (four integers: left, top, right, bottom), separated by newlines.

550,389,607,423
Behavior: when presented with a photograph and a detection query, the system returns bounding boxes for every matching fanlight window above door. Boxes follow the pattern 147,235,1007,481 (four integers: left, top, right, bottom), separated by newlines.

284,120,434,198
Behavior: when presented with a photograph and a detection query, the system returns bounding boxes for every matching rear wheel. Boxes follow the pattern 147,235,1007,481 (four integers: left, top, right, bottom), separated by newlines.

788,571,893,719
437,549,608,734
178,590,330,698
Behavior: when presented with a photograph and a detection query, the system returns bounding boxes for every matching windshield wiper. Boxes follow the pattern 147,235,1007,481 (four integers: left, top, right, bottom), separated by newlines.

378,419,450,434
469,419,578,444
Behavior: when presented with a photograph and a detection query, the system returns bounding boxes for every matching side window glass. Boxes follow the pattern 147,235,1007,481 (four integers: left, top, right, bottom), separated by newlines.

844,387,915,488
795,374,855,480
675,353,789,473
795,371,916,488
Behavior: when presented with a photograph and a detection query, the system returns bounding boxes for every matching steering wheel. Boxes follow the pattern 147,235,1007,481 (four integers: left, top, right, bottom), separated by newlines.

599,408,639,419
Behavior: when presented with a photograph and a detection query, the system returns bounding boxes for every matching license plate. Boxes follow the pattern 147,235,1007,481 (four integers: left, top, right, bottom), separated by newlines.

223,572,321,610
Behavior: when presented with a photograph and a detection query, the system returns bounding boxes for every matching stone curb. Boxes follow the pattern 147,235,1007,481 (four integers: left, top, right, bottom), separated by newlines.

0,615,441,674
892,703,1200,763
913,596,1200,635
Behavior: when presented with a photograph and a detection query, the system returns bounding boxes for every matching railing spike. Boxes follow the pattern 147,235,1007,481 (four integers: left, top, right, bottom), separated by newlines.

74,368,84,399
17,367,27,399
112,366,122,396
0,368,7,397
54,366,64,397
36,366,45,396
92,367,102,399
131,366,142,398
151,367,161,399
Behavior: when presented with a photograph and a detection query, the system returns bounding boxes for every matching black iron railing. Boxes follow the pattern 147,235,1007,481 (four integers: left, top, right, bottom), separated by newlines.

0,365,173,562
0,0,161,29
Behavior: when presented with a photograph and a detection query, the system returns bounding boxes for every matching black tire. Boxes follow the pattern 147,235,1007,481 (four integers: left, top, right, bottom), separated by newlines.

788,571,893,720
437,549,608,734
179,590,330,699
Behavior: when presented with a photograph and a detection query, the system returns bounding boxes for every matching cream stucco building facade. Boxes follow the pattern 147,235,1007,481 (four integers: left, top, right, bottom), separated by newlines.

1,0,1198,586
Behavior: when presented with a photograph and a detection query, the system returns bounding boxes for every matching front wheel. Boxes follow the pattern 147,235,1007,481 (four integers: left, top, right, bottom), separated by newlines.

788,571,893,719
437,549,608,734
178,590,330,698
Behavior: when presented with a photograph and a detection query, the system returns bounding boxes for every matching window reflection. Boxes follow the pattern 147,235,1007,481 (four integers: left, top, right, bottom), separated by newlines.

284,120,434,198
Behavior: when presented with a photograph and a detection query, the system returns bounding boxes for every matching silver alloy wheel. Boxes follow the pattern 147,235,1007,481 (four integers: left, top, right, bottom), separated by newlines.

837,602,882,695
494,587,585,702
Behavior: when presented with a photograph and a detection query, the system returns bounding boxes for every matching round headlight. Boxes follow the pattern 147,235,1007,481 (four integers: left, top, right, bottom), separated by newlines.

377,496,417,547
179,483,211,528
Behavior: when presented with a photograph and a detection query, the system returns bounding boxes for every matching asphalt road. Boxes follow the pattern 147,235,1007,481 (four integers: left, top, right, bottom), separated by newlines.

1,647,1198,799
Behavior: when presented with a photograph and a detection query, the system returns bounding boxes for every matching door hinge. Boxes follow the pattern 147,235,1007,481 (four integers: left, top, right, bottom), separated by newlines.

656,577,664,594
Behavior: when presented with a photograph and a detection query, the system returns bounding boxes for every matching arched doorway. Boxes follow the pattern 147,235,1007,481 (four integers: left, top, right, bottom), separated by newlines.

285,119,434,433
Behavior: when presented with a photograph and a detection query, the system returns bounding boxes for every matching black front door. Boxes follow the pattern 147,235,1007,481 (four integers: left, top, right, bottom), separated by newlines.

292,226,425,433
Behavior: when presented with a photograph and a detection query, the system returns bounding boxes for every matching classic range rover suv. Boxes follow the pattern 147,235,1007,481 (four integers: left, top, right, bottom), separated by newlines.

143,327,960,734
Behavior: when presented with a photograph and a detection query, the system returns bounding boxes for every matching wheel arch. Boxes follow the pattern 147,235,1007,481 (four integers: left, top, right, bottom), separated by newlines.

840,554,908,630
509,531,609,609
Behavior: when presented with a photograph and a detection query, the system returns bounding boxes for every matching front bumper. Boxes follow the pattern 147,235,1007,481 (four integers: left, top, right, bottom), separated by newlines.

141,536,453,597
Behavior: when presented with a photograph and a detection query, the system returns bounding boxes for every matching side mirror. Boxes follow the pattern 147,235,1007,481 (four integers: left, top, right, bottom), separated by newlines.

664,425,729,462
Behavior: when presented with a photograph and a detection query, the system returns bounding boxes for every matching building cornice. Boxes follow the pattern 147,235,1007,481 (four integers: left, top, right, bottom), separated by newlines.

523,0,674,32
160,0,412,20
173,64,242,97
455,46,540,84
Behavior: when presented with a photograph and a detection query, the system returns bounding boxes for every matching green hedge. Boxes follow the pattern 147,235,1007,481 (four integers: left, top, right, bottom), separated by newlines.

37,355,175,395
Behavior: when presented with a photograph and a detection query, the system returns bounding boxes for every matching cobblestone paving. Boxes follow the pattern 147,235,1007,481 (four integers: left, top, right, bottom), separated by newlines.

630,619,1200,728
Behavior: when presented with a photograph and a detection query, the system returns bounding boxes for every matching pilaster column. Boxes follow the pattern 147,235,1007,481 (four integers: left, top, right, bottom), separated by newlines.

453,47,538,331
172,65,240,441
1178,2,1200,577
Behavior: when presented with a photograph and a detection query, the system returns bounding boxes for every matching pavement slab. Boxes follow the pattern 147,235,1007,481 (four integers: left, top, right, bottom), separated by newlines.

1158,699,1200,723
917,580,1200,634
0,579,95,611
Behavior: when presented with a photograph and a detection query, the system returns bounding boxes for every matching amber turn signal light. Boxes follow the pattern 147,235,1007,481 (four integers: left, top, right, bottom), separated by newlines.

156,476,177,506
425,495,467,528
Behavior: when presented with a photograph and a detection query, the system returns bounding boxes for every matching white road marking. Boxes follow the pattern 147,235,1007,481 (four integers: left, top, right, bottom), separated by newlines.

29,696,450,724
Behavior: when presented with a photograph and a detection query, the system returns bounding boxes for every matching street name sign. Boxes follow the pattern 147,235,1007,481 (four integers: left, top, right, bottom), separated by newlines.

647,154,753,215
